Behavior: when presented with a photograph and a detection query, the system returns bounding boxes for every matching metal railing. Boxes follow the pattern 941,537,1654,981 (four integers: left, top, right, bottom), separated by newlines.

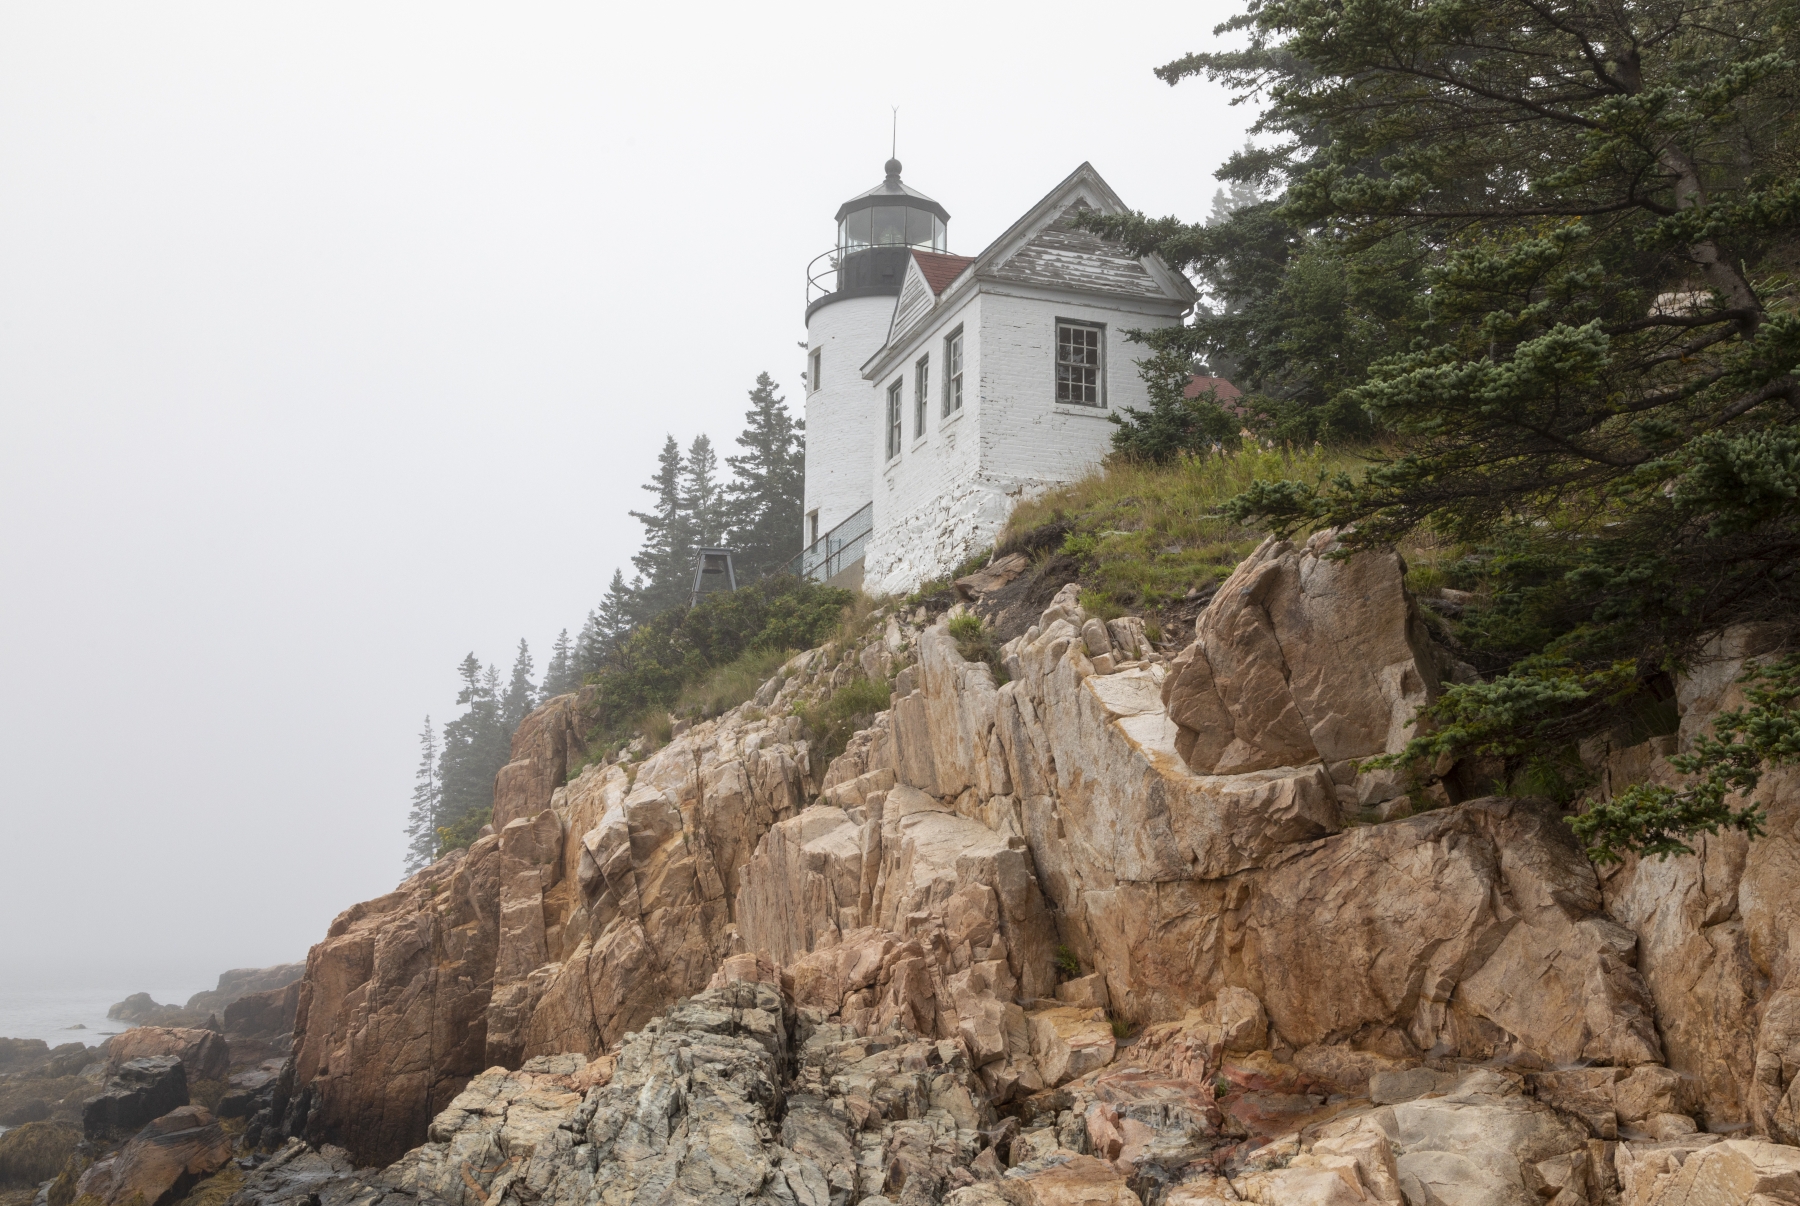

807,243,950,306
781,502,873,583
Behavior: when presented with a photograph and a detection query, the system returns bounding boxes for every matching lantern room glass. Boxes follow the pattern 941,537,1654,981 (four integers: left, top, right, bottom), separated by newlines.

839,205,946,253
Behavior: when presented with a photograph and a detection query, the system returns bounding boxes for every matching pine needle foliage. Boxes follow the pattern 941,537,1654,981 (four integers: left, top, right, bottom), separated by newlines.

1095,0,1800,855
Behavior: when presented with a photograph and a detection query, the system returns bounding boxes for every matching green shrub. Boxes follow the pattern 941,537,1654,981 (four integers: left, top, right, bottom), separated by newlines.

947,613,1008,684
0,1122,79,1188
436,806,491,857
798,676,892,766
1053,945,1082,979
581,576,852,753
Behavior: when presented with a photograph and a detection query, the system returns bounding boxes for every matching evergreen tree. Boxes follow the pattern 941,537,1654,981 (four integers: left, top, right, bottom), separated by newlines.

629,436,689,615
402,716,440,874
680,434,724,551
576,569,638,679
435,654,507,852
500,639,536,733
1107,0,1800,858
724,373,806,579
540,628,576,699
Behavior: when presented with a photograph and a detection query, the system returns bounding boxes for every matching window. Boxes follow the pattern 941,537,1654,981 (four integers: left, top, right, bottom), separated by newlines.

914,355,929,438
807,510,819,546
943,327,964,416
809,348,821,392
886,379,903,460
1056,321,1103,406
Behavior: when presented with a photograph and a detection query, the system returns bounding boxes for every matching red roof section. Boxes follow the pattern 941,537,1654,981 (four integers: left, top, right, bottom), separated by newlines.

913,251,977,296
1184,374,1243,402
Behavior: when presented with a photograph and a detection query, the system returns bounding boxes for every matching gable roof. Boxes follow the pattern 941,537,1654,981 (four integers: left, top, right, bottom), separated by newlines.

863,162,1196,380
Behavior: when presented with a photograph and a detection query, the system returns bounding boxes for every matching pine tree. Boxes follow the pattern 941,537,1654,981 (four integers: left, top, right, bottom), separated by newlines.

724,373,806,579
576,569,638,680
402,716,440,874
500,639,536,733
540,629,576,699
629,436,688,615
680,434,724,551
1206,149,1263,227
435,654,507,851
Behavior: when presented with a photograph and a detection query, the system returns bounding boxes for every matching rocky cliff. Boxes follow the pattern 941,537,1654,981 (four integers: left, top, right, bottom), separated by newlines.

265,533,1800,1204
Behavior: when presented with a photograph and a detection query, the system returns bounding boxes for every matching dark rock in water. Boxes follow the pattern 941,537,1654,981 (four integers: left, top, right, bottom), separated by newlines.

0,1038,50,1073
106,992,171,1024
44,1043,102,1078
83,1056,188,1141
0,1097,50,1126
184,964,304,1018
75,1106,231,1206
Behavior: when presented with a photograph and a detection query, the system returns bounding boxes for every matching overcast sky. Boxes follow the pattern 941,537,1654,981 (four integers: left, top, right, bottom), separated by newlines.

0,2,1256,988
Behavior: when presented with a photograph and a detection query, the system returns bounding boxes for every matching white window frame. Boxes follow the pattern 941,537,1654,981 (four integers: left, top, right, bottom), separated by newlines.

886,379,903,461
1055,319,1105,407
807,510,819,546
942,327,964,417
809,348,821,392
913,354,929,439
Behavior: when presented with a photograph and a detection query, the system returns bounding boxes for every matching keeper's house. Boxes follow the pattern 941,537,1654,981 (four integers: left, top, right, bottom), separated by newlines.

795,160,1196,595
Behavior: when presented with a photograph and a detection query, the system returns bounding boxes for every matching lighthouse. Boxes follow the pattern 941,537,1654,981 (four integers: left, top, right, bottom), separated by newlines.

800,159,949,583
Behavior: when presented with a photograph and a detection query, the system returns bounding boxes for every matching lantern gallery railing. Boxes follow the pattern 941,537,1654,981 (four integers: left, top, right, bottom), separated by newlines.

781,502,872,584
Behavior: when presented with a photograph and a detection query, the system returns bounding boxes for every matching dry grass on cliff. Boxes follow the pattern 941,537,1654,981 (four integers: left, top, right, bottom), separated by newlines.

999,443,1376,619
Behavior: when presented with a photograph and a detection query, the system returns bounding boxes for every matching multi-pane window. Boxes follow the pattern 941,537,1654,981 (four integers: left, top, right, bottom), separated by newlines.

943,328,964,416
886,379,903,460
1056,321,1103,406
914,355,929,438
809,348,821,392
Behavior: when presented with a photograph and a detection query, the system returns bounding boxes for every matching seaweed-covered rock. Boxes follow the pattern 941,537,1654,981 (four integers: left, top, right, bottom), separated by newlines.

0,1120,79,1188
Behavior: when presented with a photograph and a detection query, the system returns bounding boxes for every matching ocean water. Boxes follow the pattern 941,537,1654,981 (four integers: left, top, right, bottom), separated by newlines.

0,984,210,1048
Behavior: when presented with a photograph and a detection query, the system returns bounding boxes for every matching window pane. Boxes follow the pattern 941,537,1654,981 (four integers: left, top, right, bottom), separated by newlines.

872,206,907,245
934,216,946,250
841,209,871,249
906,208,934,247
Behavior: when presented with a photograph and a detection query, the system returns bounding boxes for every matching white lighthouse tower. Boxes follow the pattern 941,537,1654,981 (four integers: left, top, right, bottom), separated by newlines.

799,159,949,586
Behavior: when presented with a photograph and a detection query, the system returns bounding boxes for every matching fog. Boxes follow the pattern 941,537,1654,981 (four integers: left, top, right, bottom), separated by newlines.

0,2,1254,989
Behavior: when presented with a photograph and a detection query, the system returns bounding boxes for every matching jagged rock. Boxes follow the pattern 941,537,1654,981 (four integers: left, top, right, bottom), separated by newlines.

83,1056,188,1141
76,1105,232,1206
1589,625,1800,1135
1159,531,1451,787
225,1138,386,1206
106,1026,230,1082
286,704,817,1164
491,688,592,831
371,981,994,1206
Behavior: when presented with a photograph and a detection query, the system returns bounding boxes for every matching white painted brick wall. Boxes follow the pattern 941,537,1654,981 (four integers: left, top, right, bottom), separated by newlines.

862,288,1179,594
803,294,894,542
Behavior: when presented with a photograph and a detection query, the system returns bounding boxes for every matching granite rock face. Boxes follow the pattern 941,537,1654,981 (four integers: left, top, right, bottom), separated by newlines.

282,680,820,1164
274,547,1800,1187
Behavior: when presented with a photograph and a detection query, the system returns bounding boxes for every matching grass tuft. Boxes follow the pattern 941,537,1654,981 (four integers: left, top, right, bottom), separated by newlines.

1003,444,1372,613
796,675,893,766
674,646,793,720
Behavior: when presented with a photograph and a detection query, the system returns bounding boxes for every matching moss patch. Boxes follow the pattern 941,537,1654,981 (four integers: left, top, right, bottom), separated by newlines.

0,1121,80,1188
